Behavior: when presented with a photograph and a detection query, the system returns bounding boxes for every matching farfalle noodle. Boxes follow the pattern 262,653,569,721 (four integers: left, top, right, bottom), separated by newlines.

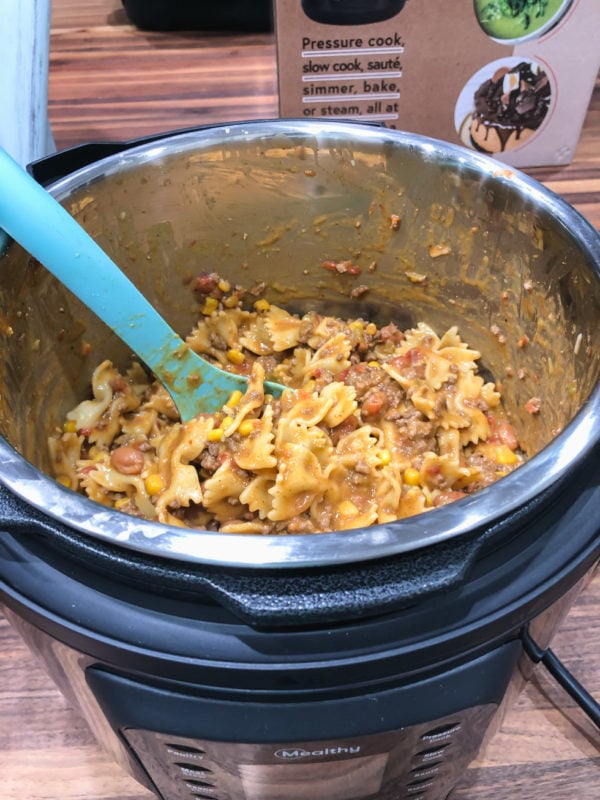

49,285,524,534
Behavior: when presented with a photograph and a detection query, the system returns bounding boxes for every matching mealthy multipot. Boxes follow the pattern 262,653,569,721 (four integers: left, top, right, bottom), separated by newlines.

0,121,599,800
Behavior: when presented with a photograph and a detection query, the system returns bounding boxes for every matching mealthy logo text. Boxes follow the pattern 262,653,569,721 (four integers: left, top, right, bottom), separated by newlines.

275,745,361,760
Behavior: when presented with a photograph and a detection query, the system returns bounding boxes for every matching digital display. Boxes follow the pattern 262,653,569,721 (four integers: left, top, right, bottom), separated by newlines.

239,753,389,800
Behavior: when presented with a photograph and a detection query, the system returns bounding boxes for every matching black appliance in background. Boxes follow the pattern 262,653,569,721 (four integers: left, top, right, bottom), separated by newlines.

121,0,273,31
119,0,409,31
301,0,407,26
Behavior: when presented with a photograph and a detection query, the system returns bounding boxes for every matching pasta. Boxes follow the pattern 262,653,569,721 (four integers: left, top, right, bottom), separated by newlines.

48,280,524,534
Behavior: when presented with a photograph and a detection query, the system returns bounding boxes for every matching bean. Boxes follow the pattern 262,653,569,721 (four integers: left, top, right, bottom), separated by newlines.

110,445,144,475
496,420,519,449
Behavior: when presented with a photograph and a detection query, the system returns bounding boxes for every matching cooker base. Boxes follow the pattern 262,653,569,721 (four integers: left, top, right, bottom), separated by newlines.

2,601,520,800
121,709,496,800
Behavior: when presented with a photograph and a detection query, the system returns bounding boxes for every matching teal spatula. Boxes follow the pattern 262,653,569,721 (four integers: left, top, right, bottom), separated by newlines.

0,147,284,420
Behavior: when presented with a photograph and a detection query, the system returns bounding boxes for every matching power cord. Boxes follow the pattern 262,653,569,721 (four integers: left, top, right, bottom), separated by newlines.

522,627,600,729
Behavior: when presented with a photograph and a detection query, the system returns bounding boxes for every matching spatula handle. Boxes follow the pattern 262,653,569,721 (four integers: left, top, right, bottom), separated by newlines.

0,146,186,369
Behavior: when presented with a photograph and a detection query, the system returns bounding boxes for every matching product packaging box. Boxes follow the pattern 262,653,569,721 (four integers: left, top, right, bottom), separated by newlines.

274,0,600,167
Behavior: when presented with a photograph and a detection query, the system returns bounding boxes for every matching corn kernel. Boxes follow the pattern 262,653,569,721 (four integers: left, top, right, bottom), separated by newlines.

376,449,391,466
202,297,219,315
254,299,270,312
89,446,104,462
490,444,519,466
217,278,231,292
368,361,380,368
238,420,256,436
338,500,359,517
56,475,71,489
114,497,130,510
403,467,420,486
223,294,239,308
365,323,377,336
349,321,363,334
145,474,164,495
207,428,224,442
227,348,245,365
227,390,243,408
63,420,78,434
222,416,235,429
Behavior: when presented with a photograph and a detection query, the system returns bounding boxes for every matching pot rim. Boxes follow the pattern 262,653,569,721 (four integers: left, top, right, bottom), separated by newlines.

1,119,599,568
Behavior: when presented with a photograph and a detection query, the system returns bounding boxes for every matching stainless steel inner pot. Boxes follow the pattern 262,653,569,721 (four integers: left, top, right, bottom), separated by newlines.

0,120,599,567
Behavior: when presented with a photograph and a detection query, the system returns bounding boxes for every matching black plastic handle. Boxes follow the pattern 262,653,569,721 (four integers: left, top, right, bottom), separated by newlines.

0,481,483,626
27,124,223,187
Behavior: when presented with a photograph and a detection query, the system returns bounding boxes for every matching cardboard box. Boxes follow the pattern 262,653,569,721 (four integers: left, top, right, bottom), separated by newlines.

274,0,600,167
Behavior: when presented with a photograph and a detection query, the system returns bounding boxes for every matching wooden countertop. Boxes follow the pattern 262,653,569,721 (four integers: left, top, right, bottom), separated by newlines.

1,2,599,798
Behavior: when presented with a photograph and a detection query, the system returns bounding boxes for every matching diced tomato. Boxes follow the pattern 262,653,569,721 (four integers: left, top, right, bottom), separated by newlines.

322,260,362,275
390,347,425,373
487,415,519,449
433,490,467,507
362,390,387,416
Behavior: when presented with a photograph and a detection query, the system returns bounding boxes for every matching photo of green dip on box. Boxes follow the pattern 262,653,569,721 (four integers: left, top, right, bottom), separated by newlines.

474,0,573,43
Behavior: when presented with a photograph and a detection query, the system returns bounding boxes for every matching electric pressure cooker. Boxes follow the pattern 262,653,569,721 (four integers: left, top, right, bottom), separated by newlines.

0,120,599,800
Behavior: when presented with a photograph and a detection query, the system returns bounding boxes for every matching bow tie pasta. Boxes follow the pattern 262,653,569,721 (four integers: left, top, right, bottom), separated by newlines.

49,277,524,534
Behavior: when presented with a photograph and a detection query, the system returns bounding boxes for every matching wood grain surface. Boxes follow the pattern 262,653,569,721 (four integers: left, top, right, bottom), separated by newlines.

1,2,599,798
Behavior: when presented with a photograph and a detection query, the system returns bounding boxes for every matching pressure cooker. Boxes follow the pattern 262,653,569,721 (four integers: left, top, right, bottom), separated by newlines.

0,120,599,800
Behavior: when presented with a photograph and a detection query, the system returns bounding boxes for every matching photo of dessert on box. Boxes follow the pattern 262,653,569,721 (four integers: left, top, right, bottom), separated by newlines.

455,58,552,156
473,0,574,43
